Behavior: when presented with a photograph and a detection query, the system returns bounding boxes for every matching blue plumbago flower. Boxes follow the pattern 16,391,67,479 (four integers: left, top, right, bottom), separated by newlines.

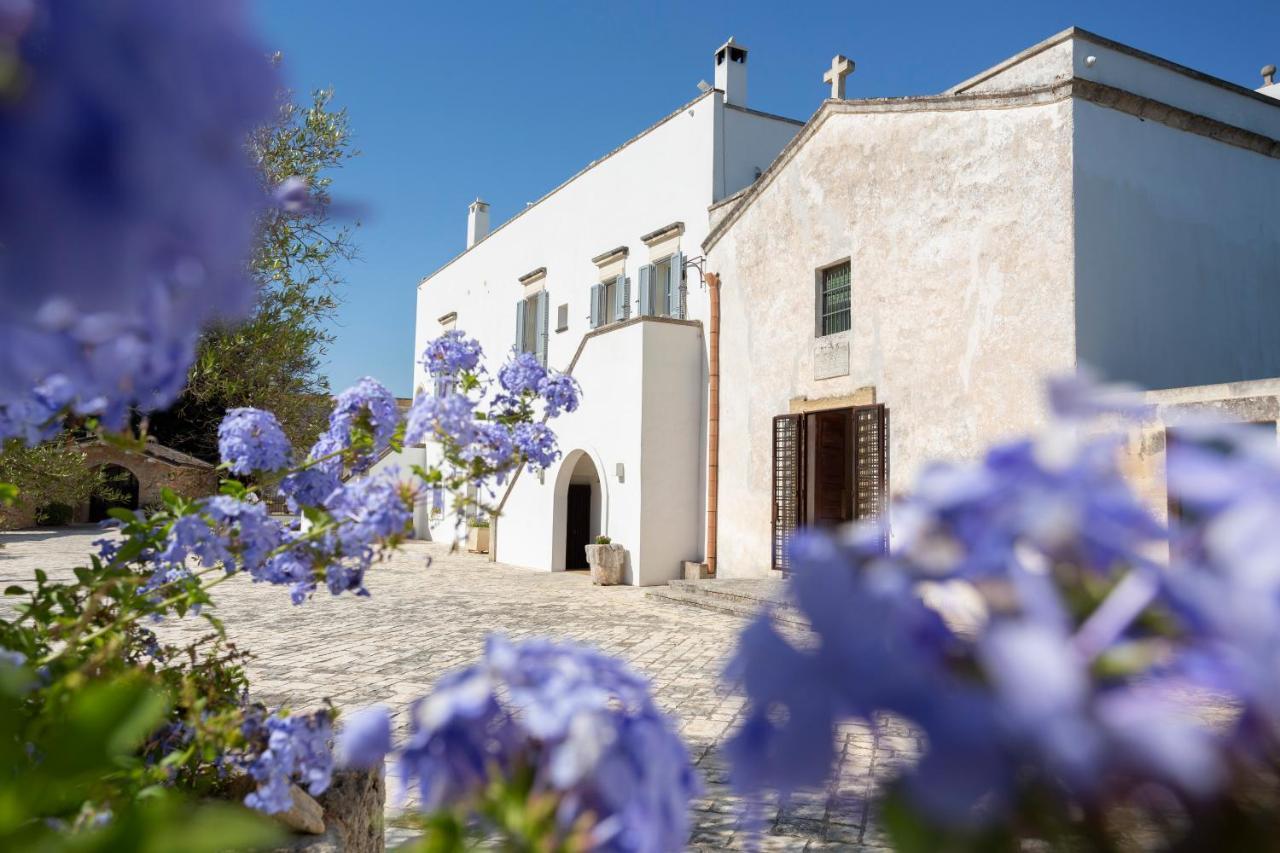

200,496,284,576
462,422,516,473
420,331,483,378
537,372,580,418
725,375,1263,834
512,422,560,470
404,392,476,447
314,377,400,473
238,708,334,815
156,513,231,572
0,0,277,439
345,635,698,851
0,649,26,668
218,408,293,475
278,465,342,513
498,352,547,396
335,705,392,770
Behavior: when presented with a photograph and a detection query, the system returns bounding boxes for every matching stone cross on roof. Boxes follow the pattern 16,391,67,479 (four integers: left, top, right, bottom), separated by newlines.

824,54,855,99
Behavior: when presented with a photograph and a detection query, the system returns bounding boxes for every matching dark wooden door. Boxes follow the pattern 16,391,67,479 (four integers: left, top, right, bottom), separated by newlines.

811,410,851,527
565,483,591,569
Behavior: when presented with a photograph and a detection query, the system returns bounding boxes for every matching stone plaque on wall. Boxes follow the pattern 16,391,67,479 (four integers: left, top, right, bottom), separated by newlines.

814,339,850,380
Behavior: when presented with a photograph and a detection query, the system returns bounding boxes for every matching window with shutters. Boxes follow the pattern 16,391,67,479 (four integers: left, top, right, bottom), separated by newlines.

817,260,851,337
556,303,569,333
520,296,538,353
639,253,683,319
602,278,618,324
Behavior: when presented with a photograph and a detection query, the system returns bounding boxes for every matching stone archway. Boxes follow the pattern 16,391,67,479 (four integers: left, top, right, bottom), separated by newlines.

551,449,604,571
88,464,140,522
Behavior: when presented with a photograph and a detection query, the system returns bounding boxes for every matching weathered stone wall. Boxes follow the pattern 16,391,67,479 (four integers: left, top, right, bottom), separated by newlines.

708,93,1077,577
74,443,217,521
1122,378,1280,522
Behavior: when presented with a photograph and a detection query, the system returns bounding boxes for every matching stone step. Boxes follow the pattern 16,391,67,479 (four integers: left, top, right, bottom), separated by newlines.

644,586,806,627
666,579,801,614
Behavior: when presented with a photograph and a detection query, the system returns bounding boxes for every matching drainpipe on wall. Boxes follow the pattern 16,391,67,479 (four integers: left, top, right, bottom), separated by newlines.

705,271,721,576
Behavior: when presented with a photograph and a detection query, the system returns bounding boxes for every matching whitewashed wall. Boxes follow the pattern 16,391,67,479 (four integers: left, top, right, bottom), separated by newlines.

708,96,1077,578
1073,98,1280,389
410,86,799,582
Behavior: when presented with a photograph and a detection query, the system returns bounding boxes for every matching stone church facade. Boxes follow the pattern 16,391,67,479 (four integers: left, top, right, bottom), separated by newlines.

408,28,1280,582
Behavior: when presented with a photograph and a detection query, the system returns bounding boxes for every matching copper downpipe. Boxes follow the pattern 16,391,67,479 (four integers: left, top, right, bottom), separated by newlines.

705,271,721,576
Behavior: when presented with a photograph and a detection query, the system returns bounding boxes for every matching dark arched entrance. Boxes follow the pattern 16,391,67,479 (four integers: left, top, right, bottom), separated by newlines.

89,464,140,522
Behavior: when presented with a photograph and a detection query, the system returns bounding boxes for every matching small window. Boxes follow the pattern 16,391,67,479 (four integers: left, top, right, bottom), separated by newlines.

556,303,569,332
521,295,538,353
602,278,618,324
818,261,851,337
652,257,673,317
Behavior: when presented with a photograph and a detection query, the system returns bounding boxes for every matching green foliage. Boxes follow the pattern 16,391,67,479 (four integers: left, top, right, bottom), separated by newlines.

0,489,280,848
35,502,73,526
0,436,102,529
594,536,611,545
149,86,358,462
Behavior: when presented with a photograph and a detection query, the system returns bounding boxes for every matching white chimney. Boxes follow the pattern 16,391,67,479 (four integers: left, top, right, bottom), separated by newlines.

714,37,748,107
466,198,490,248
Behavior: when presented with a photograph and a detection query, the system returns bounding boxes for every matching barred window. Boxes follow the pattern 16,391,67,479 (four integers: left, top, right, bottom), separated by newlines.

818,262,851,337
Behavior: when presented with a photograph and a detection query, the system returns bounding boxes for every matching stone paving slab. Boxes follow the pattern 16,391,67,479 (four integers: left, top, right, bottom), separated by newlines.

1,527,908,850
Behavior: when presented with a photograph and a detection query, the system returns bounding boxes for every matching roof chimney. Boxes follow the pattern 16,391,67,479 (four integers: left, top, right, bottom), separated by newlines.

1262,64,1277,87
466,198,489,248
714,37,748,107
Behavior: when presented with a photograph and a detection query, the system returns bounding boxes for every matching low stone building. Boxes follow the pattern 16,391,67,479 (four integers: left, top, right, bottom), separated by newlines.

75,439,218,522
1,438,219,529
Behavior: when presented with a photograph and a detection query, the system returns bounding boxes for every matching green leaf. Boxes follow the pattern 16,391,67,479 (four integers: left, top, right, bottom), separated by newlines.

107,508,137,523
0,482,17,506
3,586,25,596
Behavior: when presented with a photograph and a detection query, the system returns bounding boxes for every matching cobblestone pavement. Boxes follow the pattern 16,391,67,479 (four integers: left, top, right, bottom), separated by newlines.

1,527,910,850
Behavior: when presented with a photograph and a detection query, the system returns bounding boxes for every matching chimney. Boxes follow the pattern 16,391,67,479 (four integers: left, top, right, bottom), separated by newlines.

714,37,748,107
466,198,490,248
1263,64,1277,87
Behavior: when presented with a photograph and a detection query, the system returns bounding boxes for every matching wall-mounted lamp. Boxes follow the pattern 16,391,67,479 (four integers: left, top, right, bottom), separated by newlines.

615,462,625,483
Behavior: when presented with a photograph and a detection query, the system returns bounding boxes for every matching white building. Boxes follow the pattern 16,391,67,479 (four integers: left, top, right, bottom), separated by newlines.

407,40,802,585
407,28,1280,583
705,28,1280,576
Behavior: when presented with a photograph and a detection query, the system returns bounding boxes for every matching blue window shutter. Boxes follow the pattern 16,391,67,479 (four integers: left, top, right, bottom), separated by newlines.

638,265,654,315
589,284,603,328
620,275,631,319
613,274,628,321
667,251,684,318
536,290,549,366
514,299,526,352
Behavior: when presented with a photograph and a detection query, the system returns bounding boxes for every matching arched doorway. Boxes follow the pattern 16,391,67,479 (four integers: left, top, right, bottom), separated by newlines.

555,451,602,571
89,464,140,522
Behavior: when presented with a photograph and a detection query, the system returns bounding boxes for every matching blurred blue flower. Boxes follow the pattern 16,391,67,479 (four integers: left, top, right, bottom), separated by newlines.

336,705,392,770
376,635,698,851
0,0,277,438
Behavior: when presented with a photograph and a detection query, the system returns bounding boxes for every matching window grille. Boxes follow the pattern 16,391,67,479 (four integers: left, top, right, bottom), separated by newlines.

819,262,851,336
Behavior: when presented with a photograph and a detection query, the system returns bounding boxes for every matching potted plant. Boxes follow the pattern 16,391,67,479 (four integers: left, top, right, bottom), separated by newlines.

467,517,490,554
584,535,625,585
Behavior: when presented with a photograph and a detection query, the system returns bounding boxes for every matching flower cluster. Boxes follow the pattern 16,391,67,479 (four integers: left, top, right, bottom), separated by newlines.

726,376,1277,846
0,0,278,439
236,708,334,814
218,409,293,476
337,635,698,852
406,335,579,500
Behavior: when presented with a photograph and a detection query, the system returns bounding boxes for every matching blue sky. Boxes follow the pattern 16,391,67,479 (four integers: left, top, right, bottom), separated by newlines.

252,0,1276,397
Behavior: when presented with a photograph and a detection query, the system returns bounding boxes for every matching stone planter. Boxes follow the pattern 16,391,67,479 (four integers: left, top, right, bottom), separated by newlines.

265,767,386,852
584,543,625,586
466,525,490,554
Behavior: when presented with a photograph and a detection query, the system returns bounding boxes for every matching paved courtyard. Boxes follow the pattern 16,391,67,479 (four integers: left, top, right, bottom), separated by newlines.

0,527,909,850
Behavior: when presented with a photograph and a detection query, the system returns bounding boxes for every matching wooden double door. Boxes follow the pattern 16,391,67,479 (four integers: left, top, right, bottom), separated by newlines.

771,404,889,572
